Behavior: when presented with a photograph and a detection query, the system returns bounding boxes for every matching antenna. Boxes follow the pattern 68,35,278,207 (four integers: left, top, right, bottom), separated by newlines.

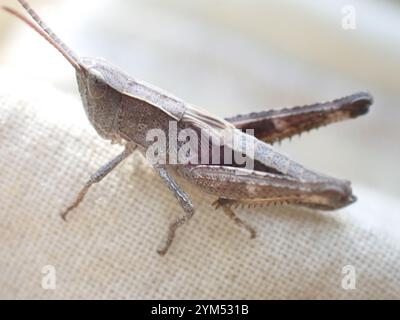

2,1,81,71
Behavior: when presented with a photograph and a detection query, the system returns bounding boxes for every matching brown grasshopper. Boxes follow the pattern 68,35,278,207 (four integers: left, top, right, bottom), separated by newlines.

4,0,372,255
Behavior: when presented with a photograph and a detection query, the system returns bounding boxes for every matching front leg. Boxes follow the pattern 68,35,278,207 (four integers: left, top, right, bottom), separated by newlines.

61,145,136,220
155,166,195,256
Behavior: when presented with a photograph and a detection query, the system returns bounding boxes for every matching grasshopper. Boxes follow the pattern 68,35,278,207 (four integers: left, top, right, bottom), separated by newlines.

4,0,372,255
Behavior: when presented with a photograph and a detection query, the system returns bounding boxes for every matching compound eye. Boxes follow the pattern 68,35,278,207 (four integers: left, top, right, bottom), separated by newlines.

87,68,107,99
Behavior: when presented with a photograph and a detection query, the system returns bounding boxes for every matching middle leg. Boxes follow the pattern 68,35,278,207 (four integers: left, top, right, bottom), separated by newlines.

155,166,195,255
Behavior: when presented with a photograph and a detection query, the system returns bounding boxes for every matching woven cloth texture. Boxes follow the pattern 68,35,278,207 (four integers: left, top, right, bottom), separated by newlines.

1,76,400,300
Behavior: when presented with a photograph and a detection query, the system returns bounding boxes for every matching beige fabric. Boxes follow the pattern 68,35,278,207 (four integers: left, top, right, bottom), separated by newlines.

1,75,400,300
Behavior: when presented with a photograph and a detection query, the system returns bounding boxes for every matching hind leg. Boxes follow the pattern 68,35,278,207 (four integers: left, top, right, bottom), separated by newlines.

225,92,372,144
213,198,256,239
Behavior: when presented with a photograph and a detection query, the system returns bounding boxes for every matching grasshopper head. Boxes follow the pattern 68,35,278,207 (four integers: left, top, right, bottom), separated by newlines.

3,1,127,141
76,57,130,97
75,57,130,139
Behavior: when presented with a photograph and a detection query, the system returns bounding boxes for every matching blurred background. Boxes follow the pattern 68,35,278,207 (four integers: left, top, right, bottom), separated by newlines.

0,0,399,199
